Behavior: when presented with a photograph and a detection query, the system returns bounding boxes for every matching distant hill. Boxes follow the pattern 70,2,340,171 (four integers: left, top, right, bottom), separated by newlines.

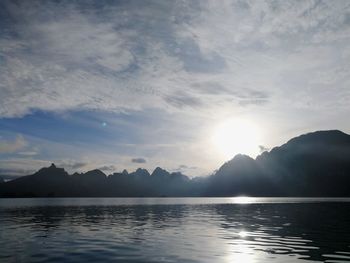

0,130,349,197
0,177,4,183
0,163,194,197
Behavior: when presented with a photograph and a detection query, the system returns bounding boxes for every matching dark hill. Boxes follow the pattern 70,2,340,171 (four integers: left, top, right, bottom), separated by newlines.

0,163,72,197
205,130,350,196
255,130,350,196
0,164,193,197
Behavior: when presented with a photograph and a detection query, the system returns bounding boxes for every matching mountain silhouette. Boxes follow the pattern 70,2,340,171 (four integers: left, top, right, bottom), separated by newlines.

206,130,350,196
255,130,350,196
0,130,349,197
0,177,3,183
205,154,267,196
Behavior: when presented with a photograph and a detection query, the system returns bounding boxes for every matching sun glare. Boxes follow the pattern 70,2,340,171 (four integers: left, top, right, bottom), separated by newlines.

212,119,261,159
232,196,255,204
238,230,248,238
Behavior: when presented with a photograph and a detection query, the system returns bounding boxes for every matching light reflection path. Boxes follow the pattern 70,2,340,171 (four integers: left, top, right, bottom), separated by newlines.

230,196,256,204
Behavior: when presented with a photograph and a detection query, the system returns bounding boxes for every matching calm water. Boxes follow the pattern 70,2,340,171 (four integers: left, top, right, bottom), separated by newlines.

0,198,350,263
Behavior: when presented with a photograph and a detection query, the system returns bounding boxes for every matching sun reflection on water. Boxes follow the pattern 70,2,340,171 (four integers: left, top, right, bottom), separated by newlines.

231,196,256,204
226,241,257,263
238,230,248,238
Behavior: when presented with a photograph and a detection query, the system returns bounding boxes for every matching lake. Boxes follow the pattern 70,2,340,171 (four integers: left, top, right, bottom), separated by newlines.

0,197,349,263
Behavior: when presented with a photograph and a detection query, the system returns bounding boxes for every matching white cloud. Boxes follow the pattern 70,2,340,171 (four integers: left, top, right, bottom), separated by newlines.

1,0,349,118
17,151,38,156
173,0,350,113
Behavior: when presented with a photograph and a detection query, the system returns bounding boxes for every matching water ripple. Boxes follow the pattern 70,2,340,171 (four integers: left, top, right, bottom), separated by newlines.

0,198,349,262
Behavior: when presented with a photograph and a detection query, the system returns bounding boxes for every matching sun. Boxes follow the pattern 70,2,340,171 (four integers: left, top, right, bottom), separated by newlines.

211,119,262,160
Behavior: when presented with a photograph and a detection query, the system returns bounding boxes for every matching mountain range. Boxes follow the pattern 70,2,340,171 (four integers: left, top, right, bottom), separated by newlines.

1,130,349,197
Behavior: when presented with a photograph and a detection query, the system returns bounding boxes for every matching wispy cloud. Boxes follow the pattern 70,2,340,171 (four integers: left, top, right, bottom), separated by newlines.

0,158,49,176
1,0,349,118
0,1,263,117
0,135,27,154
17,151,38,156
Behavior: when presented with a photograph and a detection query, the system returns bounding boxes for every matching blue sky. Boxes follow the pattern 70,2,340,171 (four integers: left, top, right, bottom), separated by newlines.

1,0,350,177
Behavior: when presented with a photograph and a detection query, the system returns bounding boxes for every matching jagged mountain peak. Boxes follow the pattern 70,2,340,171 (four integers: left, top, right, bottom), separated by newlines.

152,167,170,177
34,164,68,177
131,168,150,177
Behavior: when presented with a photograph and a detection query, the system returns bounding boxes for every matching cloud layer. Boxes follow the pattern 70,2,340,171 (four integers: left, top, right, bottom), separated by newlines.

1,0,348,118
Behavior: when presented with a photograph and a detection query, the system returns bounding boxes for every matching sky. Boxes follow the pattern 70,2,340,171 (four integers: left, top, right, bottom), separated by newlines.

0,0,350,177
